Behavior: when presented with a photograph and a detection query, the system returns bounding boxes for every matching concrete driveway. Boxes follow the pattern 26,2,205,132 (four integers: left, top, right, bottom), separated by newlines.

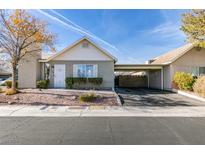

115,88,205,106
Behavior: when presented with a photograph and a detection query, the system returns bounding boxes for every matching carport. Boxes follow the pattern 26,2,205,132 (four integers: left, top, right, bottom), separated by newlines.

114,64,165,90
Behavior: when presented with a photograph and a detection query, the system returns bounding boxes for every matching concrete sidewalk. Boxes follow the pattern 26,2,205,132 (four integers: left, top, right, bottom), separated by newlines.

1,105,205,117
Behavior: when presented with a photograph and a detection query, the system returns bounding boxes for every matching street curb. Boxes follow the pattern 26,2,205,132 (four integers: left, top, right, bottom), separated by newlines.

2,105,205,117
172,89,205,103
112,88,122,106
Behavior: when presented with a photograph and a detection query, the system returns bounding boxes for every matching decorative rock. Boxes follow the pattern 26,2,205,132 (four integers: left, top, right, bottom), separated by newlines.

14,96,19,100
8,101,14,105
70,96,77,100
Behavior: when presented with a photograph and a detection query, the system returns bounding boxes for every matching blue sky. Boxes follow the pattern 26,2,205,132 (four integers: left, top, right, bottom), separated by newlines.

29,9,188,64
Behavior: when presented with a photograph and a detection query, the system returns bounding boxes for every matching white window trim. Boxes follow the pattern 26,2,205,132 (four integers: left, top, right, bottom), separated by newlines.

73,64,98,78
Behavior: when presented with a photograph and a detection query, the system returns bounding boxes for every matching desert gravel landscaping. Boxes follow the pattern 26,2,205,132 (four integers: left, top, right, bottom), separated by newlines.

0,89,118,106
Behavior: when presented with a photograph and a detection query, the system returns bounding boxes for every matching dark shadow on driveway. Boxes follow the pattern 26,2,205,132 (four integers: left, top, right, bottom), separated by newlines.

115,88,205,107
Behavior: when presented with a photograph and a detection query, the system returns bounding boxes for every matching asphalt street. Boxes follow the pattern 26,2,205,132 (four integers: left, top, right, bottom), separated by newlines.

0,117,205,144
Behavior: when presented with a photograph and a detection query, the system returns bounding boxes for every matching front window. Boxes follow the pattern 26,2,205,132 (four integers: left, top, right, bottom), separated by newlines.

190,67,205,76
74,64,97,77
199,67,205,75
190,67,199,76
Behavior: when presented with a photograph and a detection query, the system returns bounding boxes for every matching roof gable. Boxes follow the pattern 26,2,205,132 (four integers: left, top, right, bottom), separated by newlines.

43,37,117,62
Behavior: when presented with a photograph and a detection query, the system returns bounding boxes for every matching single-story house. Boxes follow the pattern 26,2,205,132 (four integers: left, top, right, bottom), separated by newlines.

149,44,205,90
115,44,205,91
18,37,117,89
18,36,205,91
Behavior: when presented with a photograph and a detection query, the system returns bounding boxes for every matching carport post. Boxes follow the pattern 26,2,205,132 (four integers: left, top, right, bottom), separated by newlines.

147,70,150,88
161,67,164,90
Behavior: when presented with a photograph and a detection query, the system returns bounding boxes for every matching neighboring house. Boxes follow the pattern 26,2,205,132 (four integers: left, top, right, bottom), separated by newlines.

115,44,205,91
0,69,11,81
18,37,117,89
149,44,205,90
0,60,11,81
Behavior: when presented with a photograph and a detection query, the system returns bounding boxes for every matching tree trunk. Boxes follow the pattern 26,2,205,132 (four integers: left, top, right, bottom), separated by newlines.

12,66,17,90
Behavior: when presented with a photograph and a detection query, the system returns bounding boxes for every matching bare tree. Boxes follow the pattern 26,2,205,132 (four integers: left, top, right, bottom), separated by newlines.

0,9,55,91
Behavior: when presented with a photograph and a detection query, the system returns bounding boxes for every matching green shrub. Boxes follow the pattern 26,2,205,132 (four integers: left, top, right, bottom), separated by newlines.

65,77,73,89
5,81,18,88
73,77,87,84
173,72,195,91
5,81,12,88
37,80,49,89
193,76,205,97
79,93,98,102
88,78,103,85
65,77,103,89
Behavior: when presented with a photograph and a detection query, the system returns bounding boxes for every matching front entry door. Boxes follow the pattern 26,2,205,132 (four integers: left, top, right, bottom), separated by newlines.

54,64,65,88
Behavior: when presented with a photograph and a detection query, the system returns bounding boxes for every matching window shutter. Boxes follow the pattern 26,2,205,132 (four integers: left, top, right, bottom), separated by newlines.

94,64,98,77
73,64,77,77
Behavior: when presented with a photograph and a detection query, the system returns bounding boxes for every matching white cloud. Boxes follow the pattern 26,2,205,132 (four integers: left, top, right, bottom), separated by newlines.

144,10,186,40
36,9,118,52
145,21,184,39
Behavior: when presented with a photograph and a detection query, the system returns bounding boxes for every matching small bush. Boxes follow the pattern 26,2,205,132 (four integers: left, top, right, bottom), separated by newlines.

79,93,98,102
88,78,103,85
173,72,195,91
5,89,18,95
65,77,73,89
5,81,18,88
37,80,49,89
0,88,3,93
73,77,87,84
5,81,12,88
193,76,205,97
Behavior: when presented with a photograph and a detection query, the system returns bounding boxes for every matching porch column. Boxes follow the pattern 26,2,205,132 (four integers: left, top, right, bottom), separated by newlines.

41,62,45,80
161,67,164,90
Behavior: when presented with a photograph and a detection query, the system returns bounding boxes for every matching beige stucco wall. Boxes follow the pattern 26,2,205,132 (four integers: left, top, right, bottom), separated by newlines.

48,60,114,89
53,40,113,61
163,65,171,90
18,52,41,88
149,70,161,89
118,76,148,88
171,47,205,73
162,47,205,90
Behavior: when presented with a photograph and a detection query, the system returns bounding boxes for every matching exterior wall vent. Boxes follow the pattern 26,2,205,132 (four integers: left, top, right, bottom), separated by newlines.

82,42,89,48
